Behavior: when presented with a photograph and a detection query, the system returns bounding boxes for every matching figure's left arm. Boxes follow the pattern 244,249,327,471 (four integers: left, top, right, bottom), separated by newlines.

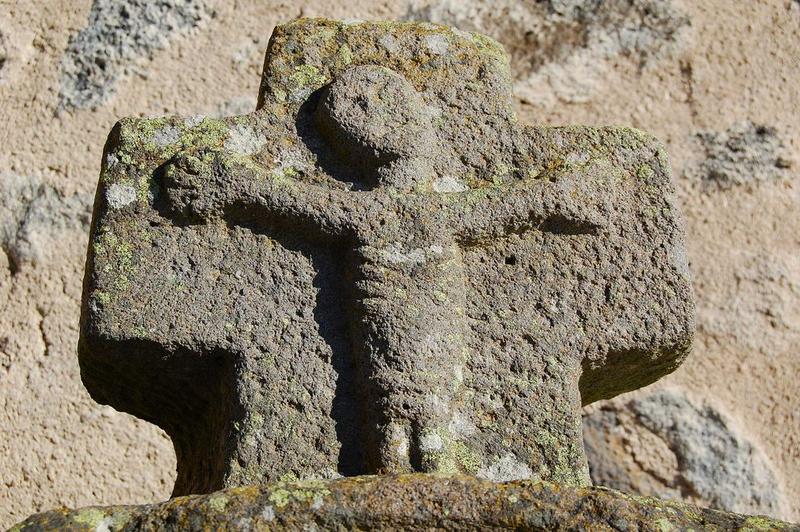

453,173,608,243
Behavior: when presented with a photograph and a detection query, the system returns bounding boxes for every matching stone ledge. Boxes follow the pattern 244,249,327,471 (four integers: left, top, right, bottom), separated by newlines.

12,474,797,531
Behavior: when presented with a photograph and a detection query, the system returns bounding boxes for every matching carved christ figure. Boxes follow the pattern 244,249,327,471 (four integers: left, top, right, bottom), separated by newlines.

163,142,603,475
82,22,694,495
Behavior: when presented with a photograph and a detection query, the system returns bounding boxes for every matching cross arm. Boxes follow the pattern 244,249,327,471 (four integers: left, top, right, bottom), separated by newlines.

456,125,694,406
514,125,695,405
451,172,608,244
161,148,362,237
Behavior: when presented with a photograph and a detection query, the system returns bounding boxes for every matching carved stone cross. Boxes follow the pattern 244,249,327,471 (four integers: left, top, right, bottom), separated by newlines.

79,18,694,496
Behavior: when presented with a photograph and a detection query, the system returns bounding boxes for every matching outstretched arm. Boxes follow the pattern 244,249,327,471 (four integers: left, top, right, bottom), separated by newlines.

161,149,361,236
452,173,608,243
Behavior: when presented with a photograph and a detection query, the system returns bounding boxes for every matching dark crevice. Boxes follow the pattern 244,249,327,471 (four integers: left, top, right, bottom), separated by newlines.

537,214,601,236
460,214,600,249
679,59,698,125
219,210,367,477
310,246,367,476
221,203,341,247
35,306,49,358
2,245,19,276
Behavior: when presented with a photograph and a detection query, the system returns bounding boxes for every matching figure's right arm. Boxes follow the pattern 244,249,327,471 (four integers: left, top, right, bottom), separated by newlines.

161,149,253,220
162,149,358,236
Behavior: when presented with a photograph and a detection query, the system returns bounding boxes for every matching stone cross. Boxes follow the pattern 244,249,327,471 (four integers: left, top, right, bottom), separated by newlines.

79,18,694,497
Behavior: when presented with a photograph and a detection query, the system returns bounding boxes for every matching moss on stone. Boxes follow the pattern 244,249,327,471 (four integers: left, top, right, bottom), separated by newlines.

71,507,107,527
14,475,796,530
206,494,228,512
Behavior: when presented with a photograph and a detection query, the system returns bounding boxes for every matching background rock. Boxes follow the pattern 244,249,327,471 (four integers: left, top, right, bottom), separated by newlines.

211,95,255,118
406,0,690,105
688,121,793,190
59,0,211,109
583,389,786,518
0,174,92,274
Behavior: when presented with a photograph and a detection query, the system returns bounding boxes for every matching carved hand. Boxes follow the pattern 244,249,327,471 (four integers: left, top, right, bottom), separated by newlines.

161,148,263,221
454,176,606,243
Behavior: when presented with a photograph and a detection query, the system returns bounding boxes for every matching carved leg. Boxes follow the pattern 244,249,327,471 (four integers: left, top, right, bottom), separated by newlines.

353,242,472,473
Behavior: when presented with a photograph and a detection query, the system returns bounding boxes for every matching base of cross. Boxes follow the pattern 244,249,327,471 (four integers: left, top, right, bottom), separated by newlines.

14,474,795,530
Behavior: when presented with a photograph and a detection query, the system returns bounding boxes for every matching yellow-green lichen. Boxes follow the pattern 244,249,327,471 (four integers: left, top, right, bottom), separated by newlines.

637,164,655,180
72,507,108,527
654,517,677,532
207,494,228,512
279,472,299,483
95,291,111,306
219,151,267,176
135,117,170,140
451,440,481,474
93,227,142,302
269,164,301,183
268,488,292,508
470,32,507,59
337,44,353,66
287,64,328,101
179,118,229,149
267,475,332,509
741,515,792,531
643,205,659,218
116,117,173,160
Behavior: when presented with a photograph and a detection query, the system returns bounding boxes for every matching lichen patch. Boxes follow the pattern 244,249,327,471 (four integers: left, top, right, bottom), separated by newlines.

225,124,266,155
105,183,137,209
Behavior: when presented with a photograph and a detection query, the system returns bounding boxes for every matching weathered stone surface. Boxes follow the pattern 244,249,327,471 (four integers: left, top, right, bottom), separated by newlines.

583,389,787,518
59,0,210,110
688,121,793,190
13,474,797,531
1,174,92,274
78,18,694,496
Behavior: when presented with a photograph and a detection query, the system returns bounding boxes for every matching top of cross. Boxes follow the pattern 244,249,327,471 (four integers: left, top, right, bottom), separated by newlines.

256,19,521,193
258,18,513,113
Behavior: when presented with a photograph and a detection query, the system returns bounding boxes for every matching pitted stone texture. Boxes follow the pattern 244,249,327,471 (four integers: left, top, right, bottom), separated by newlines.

79,18,694,496
583,389,787,518
14,474,798,531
